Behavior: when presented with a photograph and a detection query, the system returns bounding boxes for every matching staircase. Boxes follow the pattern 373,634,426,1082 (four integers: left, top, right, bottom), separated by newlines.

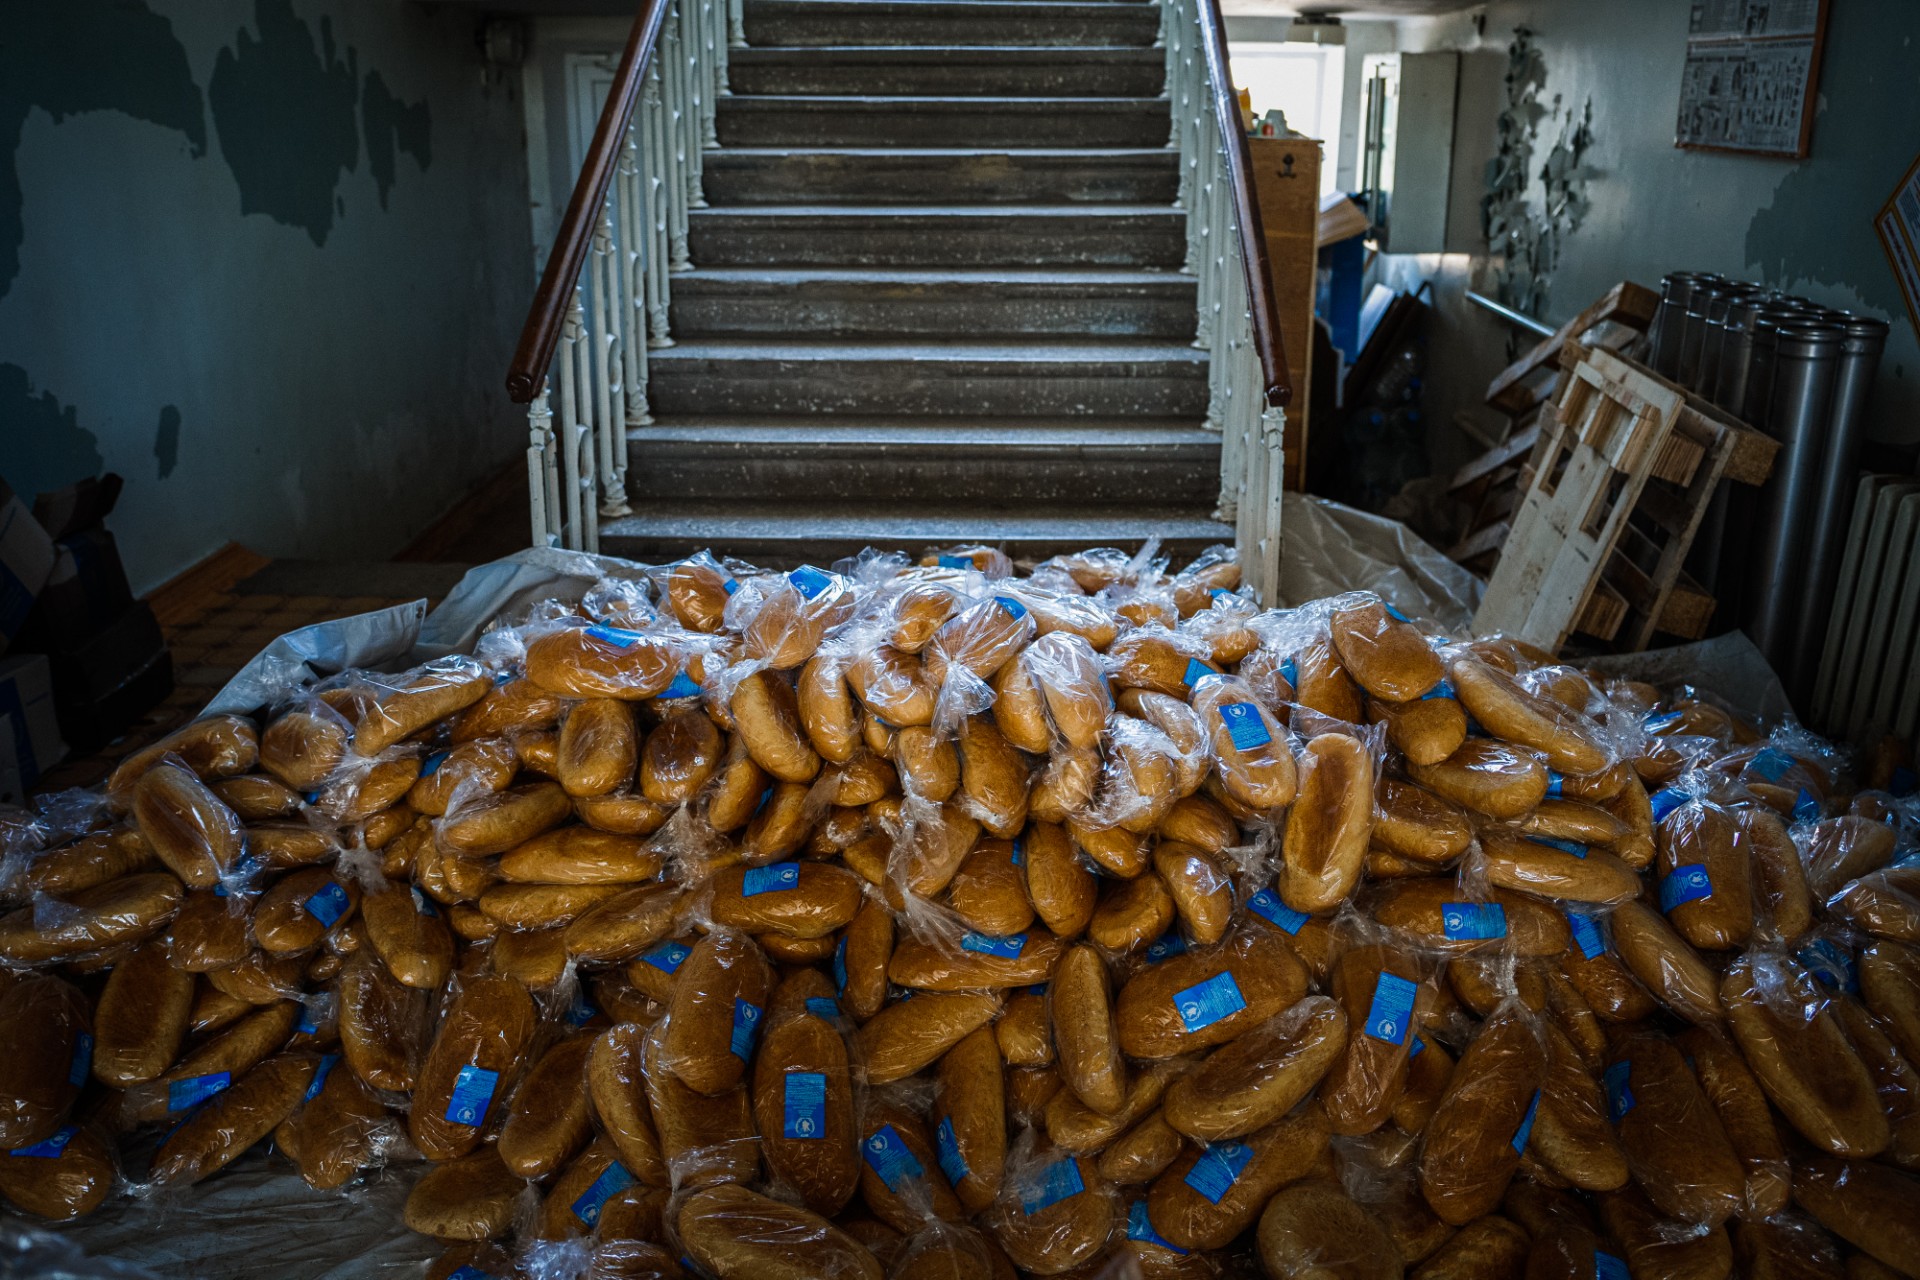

595,0,1233,565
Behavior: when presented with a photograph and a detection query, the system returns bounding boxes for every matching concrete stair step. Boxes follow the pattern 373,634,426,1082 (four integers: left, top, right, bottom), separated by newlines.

646,338,1208,416
743,0,1163,47
727,45,1165,96
598,499,1233,568
669,267,1197,338
687,204,1186,267
715,95,1169,148
624,415,1219,502
702,147,1178,205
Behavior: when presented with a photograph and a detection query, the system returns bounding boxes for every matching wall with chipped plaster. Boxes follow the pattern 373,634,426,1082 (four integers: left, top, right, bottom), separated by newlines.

0,0,530,594
1369,0,1920,484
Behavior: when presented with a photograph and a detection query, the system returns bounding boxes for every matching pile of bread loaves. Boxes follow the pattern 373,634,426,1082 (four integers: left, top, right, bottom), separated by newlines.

1,543,1917,1280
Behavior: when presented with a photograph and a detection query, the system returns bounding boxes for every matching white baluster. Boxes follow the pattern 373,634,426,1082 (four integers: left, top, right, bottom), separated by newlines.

1257,400,1286,605
665,7,692,269
699,0,721,151
594,204,632,518
617,132,651,426
644,66,674,346
730,0,746,47
572,294,601,552
527,387,559,547
557,307,584,550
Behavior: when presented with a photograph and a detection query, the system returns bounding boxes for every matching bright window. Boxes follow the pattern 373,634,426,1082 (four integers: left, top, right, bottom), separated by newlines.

1229,42,1345,195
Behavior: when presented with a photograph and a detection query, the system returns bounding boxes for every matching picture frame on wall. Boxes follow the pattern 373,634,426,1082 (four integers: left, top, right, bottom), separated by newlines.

1674,0,1831,160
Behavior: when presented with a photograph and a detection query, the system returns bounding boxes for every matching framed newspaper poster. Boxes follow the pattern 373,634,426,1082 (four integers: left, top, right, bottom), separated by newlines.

1876,151,1920,336
1675,0,1831,159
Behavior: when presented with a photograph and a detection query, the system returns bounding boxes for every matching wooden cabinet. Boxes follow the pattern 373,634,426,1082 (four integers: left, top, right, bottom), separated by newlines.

1247,136,1321,491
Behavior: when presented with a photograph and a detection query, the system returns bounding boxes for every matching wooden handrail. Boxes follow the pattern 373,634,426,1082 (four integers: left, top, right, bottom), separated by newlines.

506,2,669,404
1194,0,1293,409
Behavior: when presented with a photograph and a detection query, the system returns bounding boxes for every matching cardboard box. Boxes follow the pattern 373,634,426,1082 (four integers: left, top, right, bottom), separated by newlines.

18,474,135,651
0,477,57,655
0,652,66,797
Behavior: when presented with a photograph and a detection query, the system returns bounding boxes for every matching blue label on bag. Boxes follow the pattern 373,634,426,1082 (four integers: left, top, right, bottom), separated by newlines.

1643,710,1683,732
1183,1142,1253,1204
1145,932,1188,963
1750,747,1794,782
1128,1200,1187,1253
1649,787,1692,822
1529,836,1588,858
833,936,848,993
445,1064,500,1127
1216,702,1272,751
752,785,775,819
1010,836,1024,867
169,1072,230,1113
305,1053,339,1102
1173,971,1247,1033
412,886,438,916
1022,1157,1085,1215
1247,888,1307,934
1409,1035,1426,1060
863,1124,923,1191
1441,903,1506,941
68,1033,91,1086
643,940,691,974
806,997,839,1021
1794,788,1821,822
1545,770,1565,798
1567,909,1608,960
1383,601,1411,622
782,1072,827,1139
566,991,597,1027
297,1003,319,1035
788,565,832,600
9,1126,77,1159
421,749,449,777
661,669,702,699
961,932,1027,958
445,1269,497,1280
995,595,1028,621
743,862,801,896
1422,679,1456,701
730,999,761,1061
1798,938,1858,993
1364,973,1418,1046
1604,1061,1635,1121
1511,1089,1541,1153
304,880,350,928
937,555,970,570
1279,657,1299,688
1182,658,1221,689
571,1160,636,1226
935,1115,970,1185
212,853,263,898
585,623,643,649
1027,983,1048,996
1659,864,1713,912
1594,1251,1630,1280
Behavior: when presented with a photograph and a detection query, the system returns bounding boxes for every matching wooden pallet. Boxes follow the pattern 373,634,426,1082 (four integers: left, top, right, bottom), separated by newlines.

1472,346,1779,652
1483,281,1659,416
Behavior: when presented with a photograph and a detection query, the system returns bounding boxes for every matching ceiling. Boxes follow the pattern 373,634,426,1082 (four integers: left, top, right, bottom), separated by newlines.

1225,0,1484,13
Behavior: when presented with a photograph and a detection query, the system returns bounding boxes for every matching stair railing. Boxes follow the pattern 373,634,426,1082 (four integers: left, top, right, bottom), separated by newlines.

1163,0,1294,602
505,0,738,552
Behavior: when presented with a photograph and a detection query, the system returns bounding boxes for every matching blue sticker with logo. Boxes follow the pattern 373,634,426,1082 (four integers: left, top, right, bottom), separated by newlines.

643,940,691,974
1382,601,1411,623
782,1072,827,1139
1511,1088,1541,1153
1604,1061,1635,1122
1793,788,1821,822
571,1160,636,1226
1409,1036,1426,1060
1247,888,1307,934
304,881,350,929
1441,903,1507,941
743,862,801,896
1027,983,1048,997
169,1072,231,1113
1182,658,1221,689
1022,1157,1086,1215
1750,747,1794,782
1594,1251,1630,1280
863,1124,924,1192
1145,932,1189,964
1567,909,1607,960
660,669,702,700
1173,971,1247,1033
1649,787,1692,822
1659,864,1713,912
297,1003,319,1035
9,1126,77,1159
788,565,833,600
1127,1200,1187,1254
1216,702,1272,751
806,996,840,1021
1545,770,1565,798
1279,657,1299,689
445,1064,500,1127
1421,679,1456,702
447,1268,500,1280
995,595,1028,621
68,1033,91,1086
585,623,643,649
833,936,848,993
961,932,1027,959
1798,938,1858,993
305,1054,339,1102
1363,973,1418,1046
1010,837,1024,867
1642,710,1683,732
937,555,971,570
421,749,449,777
1183,1142,1254,1204
730,999,762,1061
935,1115,970,1186
1530,836,1588,858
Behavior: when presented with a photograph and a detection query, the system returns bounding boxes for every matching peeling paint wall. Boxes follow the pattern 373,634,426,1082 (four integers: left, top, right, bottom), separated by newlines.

1372,0,1920,481
0,0,530,593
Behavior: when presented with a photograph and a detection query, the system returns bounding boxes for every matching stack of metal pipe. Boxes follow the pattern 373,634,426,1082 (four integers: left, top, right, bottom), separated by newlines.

1648,272,1889,714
